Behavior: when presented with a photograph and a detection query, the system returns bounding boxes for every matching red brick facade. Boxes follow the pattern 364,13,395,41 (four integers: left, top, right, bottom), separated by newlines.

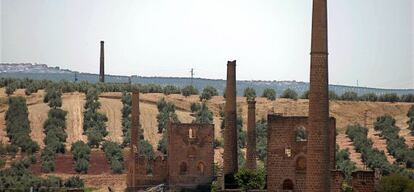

351,171,378,192
306,0,330,191
266,115,337,192
246,100,256,170
224,61,238,180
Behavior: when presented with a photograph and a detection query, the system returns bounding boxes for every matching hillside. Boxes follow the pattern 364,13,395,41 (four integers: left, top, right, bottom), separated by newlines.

1,63,413,97
0,88,413,190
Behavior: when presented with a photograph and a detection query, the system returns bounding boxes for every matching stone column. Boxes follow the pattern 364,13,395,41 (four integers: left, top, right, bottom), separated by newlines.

246,100,256,170
223,60,238,187
305,0,330,191
99,41,105,83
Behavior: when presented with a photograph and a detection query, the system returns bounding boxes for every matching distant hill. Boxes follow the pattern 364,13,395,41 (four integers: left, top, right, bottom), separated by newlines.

0,63,413,96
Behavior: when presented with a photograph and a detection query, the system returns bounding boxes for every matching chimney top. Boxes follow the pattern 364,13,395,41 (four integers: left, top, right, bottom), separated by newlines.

100,41,104,44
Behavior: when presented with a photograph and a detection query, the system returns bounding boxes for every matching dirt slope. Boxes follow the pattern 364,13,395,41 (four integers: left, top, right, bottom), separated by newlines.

62,92,87,147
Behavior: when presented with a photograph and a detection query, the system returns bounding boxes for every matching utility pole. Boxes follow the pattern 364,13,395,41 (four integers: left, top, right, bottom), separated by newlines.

74,72,78,82
190,68,194,86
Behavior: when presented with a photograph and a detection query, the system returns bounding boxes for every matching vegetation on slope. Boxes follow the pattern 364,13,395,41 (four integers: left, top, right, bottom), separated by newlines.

5,97,39,154
41,85,68,172
83,88,108,148
71,141,91,173
374,115,414,168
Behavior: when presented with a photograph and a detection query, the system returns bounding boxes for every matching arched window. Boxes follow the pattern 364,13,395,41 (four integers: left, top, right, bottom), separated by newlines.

189,128,196,139
197,162,205,175
296,126,307,141
296,156,306,171
180,162,188,175
282,179,294,191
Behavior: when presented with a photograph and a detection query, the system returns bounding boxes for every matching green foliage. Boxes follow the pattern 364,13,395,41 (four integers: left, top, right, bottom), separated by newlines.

102,141,124,174
140,139,155,160
64,176,85,188
83,88,108,148
0,157,66,191
156,98,179,133
335,146,357,181
262,88,276,101
300,90,309,99
295,127,307,141
163,85,181,95
359,93,378,102
121,92,132,146
374,115,414,168
407,106,414,135
329,91,340,100
213,138,224,149
378,174,414,192
5,97,39,154
280,88,298,100
157,131,168,155
200,86,218,101
5,82,17,96
190,102,201,113
181,85,199,97
237,115,246,149
401,94,414,103
341,91,358,101
378,93,400,103
243,87,256,101
256,119,267,162
194,102,213,124
71,141,91,173
346,124,411,177
234,168,266,191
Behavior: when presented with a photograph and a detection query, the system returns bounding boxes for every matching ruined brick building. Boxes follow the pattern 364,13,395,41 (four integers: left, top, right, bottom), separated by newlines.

126,92,215,191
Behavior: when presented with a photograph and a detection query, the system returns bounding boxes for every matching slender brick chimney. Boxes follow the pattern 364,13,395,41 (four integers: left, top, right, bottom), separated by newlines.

246,100,256,170
305,0,330,191
223,60,238,187
99,41,105,83
127,91,140,187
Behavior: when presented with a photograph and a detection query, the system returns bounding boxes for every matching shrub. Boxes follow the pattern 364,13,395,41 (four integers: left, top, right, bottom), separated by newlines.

243,87,256,101
71,141,91,173
336,147,356,181
256,119,267,162
5,82,17,96
102,141,124,174
64,176,84,188
156,98,179,133
359,93,378,102
401,94,414,103
74,158,89,173
163,85,181,95
300,90,309,99
378,93,400,103
140,139,155,160
262,88,276,101
190,102,201,113
280,88,298,100
340,91,358,101
234,168,266,191
181,85,199,97
194,102,213,124
378,174,414,192
329,91,339,100
83,88,108,147
200,86,218,101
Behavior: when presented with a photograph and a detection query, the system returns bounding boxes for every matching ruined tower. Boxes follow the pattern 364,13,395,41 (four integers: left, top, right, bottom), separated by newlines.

246,100,256,170
223,60,238,187
99,41,105,83
305,0,330,191
127,91,140,188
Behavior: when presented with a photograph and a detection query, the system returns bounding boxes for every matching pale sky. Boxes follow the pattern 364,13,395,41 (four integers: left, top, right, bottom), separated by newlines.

1,0,413,89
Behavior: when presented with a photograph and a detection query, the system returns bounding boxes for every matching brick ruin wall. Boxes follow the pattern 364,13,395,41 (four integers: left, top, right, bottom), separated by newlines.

266,115,336,192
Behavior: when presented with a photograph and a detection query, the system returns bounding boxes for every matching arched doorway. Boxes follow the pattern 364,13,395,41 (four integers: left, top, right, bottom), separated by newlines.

282,179,294,191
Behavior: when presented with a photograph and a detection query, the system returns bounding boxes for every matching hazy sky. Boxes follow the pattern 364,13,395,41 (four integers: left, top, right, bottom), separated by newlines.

1,0,413,89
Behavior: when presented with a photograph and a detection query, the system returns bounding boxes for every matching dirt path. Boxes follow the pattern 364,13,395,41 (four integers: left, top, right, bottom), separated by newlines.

28,102,49,148
336,134,365,169
62,92,87,148
99,97,123,143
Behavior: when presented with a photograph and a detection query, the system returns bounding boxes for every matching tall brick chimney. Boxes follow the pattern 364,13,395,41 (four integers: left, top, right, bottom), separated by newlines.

99,41,105,83
305,0,330,191
127,91,140,187
246,100,256,170
223,60,238,187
